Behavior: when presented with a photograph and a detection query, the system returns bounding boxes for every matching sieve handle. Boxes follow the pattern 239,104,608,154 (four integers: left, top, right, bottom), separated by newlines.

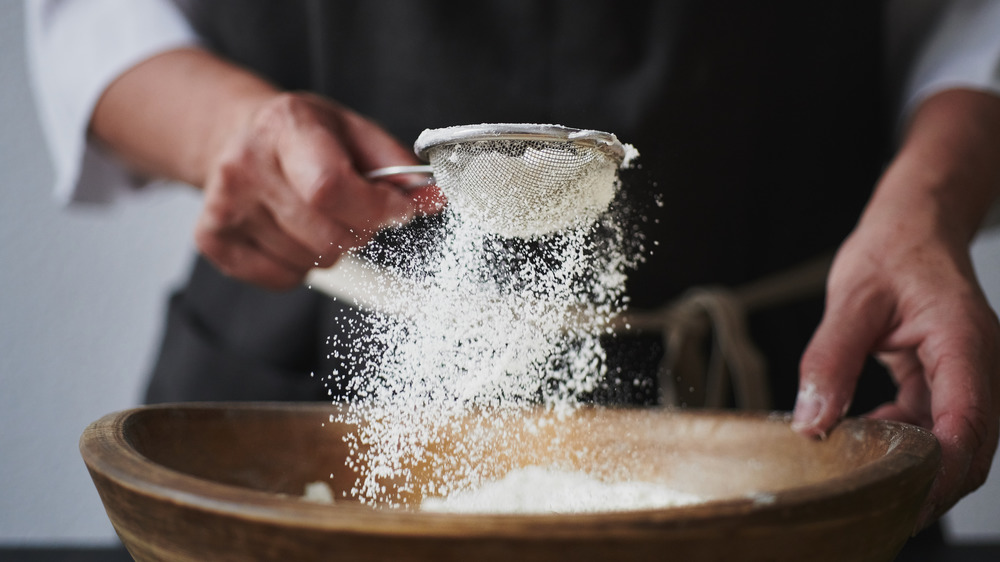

365,165,434,187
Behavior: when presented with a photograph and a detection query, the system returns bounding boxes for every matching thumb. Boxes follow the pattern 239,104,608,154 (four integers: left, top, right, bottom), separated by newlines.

794,288,893,437
337,106,422,173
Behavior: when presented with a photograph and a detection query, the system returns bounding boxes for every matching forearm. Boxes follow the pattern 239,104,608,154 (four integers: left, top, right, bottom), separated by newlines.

860,88,1000,252
89,46,431,289
89,47,278,188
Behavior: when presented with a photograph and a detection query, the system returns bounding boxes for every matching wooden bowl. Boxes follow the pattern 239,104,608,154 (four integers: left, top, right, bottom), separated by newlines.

80,402,939,561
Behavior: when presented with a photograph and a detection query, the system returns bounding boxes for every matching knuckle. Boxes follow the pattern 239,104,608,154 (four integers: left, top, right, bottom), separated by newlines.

799,342,834,375
254,92,319,135
964,455,993,495
966,408,994,453
192,228,216,259
201,194,243,231
305,166,353,210
256,92,302,124
205,158,255,210
194,212,224,250
203,168,255,229
937,408,995,461
214,155,249,188
194,232,237,278
194,213,246,281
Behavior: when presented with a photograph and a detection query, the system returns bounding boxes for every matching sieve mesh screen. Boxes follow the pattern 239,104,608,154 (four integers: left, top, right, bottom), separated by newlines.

416,125,625,238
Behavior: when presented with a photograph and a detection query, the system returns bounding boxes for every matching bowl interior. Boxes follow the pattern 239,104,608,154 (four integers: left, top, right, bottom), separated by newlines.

119,403,931,508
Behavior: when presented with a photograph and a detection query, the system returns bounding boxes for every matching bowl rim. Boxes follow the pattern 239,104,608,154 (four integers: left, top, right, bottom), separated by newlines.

80,401,940,540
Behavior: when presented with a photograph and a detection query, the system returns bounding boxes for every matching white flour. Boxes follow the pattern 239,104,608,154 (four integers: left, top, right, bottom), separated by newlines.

420,466,702,514
322,131,646,509
302,481,335,504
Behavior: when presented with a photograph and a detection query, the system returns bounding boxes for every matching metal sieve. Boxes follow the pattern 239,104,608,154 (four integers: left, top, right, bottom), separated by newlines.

368,124,626,237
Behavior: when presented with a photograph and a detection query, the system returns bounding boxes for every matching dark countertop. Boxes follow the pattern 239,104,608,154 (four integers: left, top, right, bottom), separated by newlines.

2,544,1000,561
897,544,1000,562
0,549,132,562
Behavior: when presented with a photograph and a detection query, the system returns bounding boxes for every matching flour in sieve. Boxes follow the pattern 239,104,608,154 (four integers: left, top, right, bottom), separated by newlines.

442,145,619,238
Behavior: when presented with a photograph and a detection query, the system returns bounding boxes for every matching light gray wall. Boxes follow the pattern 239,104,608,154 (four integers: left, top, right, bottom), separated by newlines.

1,0,998,546
0,1,200,545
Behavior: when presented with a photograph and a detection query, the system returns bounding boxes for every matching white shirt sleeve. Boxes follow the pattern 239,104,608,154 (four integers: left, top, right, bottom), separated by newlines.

900,0,1000,229
27,1,1000,205
25,0,199,204
903,0,1000,115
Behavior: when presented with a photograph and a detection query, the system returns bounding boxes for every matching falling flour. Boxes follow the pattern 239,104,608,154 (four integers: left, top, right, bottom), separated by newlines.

320,132,654,510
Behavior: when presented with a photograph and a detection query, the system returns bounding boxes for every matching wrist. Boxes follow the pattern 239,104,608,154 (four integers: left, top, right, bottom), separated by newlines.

860,89,1000,250
91,48,280,188
170,52,280,188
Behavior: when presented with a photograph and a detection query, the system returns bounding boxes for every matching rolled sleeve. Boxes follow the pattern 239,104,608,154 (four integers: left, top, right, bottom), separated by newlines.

904,0,1000,116
25,0,199,204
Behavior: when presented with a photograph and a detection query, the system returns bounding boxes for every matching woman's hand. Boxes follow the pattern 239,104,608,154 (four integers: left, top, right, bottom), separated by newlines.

196,92,439,289
794,89,1000,530
91,48,440,289
797,218,1000,529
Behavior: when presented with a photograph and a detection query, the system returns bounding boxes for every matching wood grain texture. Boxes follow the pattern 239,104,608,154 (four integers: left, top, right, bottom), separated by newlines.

80,403,939,561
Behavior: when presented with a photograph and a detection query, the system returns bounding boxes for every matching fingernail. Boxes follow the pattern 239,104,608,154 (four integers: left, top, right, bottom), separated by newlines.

791,383,826,434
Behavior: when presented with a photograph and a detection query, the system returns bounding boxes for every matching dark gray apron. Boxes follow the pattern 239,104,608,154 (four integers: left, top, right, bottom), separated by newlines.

146,0,893,411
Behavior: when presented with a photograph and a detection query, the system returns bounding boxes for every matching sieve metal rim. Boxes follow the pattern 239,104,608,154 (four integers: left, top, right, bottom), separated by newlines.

414,123,625,163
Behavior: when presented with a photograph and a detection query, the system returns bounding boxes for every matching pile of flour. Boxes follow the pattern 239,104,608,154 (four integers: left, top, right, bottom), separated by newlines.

420,466,702,514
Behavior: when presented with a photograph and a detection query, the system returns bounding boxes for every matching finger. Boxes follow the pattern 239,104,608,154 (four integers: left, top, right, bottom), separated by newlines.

312,102,437,226
274,121,416,241
917,413,997,530
334,103,423,172
408,184,448,215
342,177,421,231
205,146,359,268
866,351,933,426
196,173,314,289
917,331,999,527
866,389,932,428
868,403,920,426
195,214,308,290
248,206,350,271
334,110,448,216
335,115,448,216
794,287,894,437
